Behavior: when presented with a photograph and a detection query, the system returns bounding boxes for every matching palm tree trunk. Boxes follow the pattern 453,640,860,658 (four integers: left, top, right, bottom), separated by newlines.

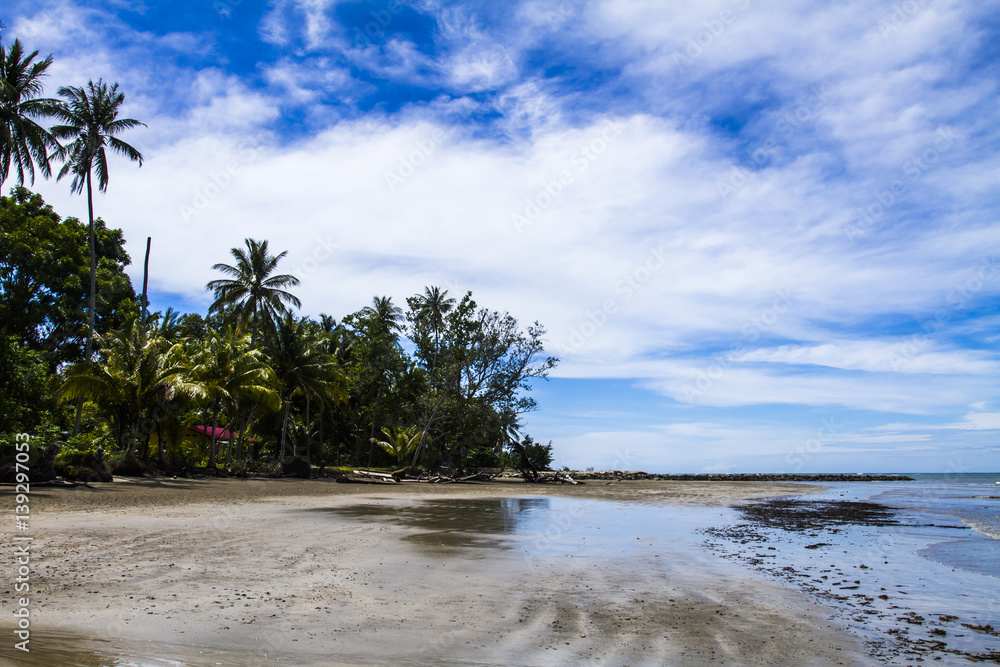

318,404,325,474
70,169,98,438
305,394,311,462
410,390,448,471
140,236,151,324
157,416,167,468
367,385,384,467
250,306,259,350
208,402,220,468
125,429,138,464
225,406,237,466
280,398,291,460
237,403,257,461
367,421,376,467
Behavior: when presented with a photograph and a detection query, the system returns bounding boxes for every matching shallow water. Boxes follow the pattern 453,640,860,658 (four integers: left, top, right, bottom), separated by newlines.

706,479,1000,664
872,473,1000,577
313,495,733,564
309,497,553,552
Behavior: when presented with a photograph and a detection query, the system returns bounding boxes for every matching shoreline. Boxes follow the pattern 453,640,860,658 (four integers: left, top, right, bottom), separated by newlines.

1,479,873,665
21,475,834,513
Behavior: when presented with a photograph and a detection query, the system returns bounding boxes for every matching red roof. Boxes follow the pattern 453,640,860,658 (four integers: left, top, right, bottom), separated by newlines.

186,425,258,442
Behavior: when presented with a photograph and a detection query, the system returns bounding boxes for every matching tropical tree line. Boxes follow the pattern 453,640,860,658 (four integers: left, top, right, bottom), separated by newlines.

0,21,557,477
0,189,557,477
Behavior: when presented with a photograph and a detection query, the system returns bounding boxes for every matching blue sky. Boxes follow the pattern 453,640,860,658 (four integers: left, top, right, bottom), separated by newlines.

4,0,999,472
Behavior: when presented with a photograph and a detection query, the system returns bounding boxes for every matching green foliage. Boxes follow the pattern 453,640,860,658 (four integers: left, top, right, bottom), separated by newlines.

51,80,145,196
466,445,501,468
0,37,60,186
207,238,301,344
56,318,199,460
53,443,97,480
0,429,48,467
522,438,554,471
0,217,562,476
0,335,51,433
370,425,422,464
0,187,137,366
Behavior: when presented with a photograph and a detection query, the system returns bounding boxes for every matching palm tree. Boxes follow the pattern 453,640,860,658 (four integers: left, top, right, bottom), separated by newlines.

268,315,348,460
361,296,403,337
412,286,455,343
186,327,278,467
497,410,538,482
207,238,301,348
51,80,144,376
409,285,455,375
0,36,60,186
370,425,423,465
57,319,198,466
148,307,182,342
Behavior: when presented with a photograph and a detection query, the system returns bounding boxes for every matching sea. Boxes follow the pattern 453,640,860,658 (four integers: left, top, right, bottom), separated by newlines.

703,472,1000,663
873,472,1000,576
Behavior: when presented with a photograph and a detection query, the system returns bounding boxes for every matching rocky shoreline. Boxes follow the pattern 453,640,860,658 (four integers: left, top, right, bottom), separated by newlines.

704,497,999,664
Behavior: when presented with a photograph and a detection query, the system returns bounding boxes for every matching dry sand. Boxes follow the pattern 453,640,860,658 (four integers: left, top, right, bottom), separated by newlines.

0,478,870,666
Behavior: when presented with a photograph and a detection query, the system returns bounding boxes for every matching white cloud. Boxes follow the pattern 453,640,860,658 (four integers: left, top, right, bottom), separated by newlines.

6,0,1000,470
740,341,1000,375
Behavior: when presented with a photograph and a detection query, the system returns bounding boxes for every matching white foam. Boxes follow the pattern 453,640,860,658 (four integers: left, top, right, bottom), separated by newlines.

962,517,1000,541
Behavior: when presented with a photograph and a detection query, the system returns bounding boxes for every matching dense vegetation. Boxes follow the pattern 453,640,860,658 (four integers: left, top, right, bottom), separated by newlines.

0,188,557,478
0,22,557,480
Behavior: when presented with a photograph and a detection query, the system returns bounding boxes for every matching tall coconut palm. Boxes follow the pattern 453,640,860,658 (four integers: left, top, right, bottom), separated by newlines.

51,80,144,379
57,319,198,466
409,285,455,374
361,295,403,337
0,37,60,186
412,286,455,342
207,238,301,349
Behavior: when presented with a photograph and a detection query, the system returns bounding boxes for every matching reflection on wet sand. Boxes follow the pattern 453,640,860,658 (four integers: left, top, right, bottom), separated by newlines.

310,497,551,552
2,628,477,667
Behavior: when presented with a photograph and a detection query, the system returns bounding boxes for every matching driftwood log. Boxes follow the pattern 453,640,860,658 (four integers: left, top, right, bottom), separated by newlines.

335,470,499,484
536,473,581,485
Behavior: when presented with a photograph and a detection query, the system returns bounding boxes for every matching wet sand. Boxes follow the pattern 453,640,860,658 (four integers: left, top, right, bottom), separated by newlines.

0,478,870,665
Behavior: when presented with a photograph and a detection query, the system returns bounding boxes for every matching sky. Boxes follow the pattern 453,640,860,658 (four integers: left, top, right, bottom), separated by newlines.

3,0,999,473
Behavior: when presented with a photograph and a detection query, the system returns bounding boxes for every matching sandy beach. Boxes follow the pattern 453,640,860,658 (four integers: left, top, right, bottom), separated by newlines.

0,478,870,666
